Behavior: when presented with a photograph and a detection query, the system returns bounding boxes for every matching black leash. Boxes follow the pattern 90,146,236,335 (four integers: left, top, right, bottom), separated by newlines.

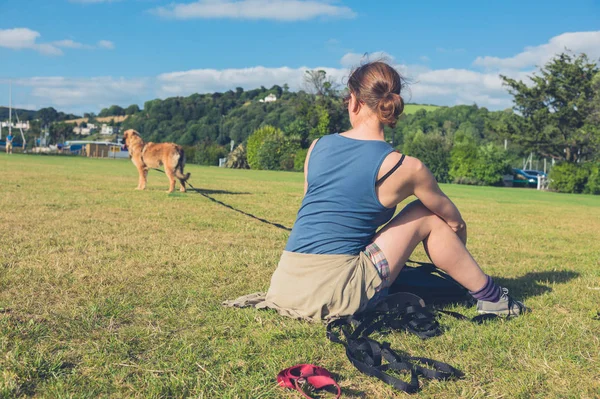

326,293,464,394
149,168,292,232
326,292,498,394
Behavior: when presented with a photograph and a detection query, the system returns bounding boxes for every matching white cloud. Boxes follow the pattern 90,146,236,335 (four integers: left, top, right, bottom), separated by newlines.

52,39,115,50
0,27,115,55
396,67,512,109
151,0,356,21
416,68,502,88
8,77,150,112
52,39,93,49
34,43,63,56
0,28,39,49
157,65,347,97
340,51,394,67
2,64,516,114
0,28,62,55
97,40,115,49
474,31,600,70
7,30,598,114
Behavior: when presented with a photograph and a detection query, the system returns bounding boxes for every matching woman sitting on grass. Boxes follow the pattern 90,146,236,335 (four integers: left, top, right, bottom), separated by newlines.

264,61,526,320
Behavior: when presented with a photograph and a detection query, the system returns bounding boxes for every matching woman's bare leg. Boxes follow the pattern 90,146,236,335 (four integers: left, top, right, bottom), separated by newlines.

372,200,487,292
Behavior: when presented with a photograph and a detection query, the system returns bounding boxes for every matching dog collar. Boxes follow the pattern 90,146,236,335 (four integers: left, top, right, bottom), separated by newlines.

277,364,341,399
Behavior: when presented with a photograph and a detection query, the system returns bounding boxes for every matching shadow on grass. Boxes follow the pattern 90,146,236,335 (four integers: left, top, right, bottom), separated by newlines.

322,372,368,398
149,167,291,231
493,270,580,300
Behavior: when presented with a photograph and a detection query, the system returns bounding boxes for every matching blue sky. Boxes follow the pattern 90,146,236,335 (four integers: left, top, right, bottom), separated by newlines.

1,0,599,114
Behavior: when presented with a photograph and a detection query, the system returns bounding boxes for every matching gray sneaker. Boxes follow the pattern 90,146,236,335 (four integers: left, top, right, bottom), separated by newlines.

476,288,527,317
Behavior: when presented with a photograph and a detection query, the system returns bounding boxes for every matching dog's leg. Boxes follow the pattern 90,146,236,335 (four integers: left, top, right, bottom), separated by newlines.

136,166,147,190
178,178,186,192
136,166,145,190
142,168,148,190
165,169,176,193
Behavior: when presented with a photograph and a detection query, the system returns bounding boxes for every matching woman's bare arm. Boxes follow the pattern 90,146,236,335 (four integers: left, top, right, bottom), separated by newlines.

409,159,467,244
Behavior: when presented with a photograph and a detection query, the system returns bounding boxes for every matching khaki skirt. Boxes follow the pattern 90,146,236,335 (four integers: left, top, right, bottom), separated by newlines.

264,250,382,321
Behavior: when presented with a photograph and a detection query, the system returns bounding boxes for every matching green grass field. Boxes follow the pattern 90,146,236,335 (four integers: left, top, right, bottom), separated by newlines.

1,154,599,398
403,104,441,115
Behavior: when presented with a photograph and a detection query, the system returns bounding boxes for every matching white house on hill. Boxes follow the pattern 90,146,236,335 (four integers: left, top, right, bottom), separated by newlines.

259,93,277,103
101,124,118,135
73,123,97,135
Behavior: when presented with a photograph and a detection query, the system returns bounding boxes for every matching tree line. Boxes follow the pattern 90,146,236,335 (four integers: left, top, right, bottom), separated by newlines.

0,107,79,125
9,52,600,194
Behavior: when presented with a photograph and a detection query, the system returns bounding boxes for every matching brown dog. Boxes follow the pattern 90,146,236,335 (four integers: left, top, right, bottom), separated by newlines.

122,129,190,193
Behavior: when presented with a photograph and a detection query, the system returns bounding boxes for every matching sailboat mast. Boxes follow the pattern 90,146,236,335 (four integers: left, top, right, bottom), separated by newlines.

9,80,12,137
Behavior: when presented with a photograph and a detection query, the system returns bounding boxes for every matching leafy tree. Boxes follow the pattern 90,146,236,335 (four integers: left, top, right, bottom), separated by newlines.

125,104,140,115
473,144,512,186
584,163,600,194
247,125,283,169
87,113,97,125
588,72,600,161
36,107,59,126
285,119,310,144
500,52,599,162
449,140,479,184
257,134,301,171
450,141,511,186
403,131,451,183
109,105,125,116
309,104,331,142
549,162,590,193
194,142,228,166
0,107,36,121
294,148,308,172
49,122,76,144
303,70,338,96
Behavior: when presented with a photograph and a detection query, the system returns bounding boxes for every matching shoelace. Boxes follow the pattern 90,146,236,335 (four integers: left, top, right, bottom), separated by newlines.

500,288,526,316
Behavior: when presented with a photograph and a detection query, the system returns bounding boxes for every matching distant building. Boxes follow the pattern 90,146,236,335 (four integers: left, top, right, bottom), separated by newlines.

259,93,277,103
73,125,95,135
101,124,118,135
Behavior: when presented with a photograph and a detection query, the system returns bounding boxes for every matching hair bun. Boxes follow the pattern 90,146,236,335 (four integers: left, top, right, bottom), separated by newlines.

377,92,404,128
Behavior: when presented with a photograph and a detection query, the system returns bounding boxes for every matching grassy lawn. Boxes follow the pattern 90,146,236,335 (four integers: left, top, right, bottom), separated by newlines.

403,104,441,115
1,154,599,398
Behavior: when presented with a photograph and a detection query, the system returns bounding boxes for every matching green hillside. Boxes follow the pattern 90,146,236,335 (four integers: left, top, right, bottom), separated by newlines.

403,103,442,114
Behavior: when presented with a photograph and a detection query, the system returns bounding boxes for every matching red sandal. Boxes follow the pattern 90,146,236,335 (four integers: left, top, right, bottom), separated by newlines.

277,364,341,399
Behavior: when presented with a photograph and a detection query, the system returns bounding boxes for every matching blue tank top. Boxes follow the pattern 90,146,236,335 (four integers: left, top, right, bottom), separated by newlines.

285,133,397,255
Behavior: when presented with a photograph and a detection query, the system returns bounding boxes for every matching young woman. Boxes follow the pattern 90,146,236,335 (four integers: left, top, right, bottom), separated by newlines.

264,61,525,321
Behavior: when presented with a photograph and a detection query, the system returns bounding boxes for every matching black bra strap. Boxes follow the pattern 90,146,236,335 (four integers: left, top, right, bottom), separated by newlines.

376,153,406,187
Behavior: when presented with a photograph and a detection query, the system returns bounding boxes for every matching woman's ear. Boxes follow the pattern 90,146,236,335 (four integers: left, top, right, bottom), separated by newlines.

351,93,361,114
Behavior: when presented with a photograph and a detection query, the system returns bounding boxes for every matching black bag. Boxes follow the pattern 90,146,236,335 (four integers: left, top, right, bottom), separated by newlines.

390,260,475,307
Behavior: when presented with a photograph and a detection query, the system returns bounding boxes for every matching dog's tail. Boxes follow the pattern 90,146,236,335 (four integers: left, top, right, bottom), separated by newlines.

175,147,191,182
